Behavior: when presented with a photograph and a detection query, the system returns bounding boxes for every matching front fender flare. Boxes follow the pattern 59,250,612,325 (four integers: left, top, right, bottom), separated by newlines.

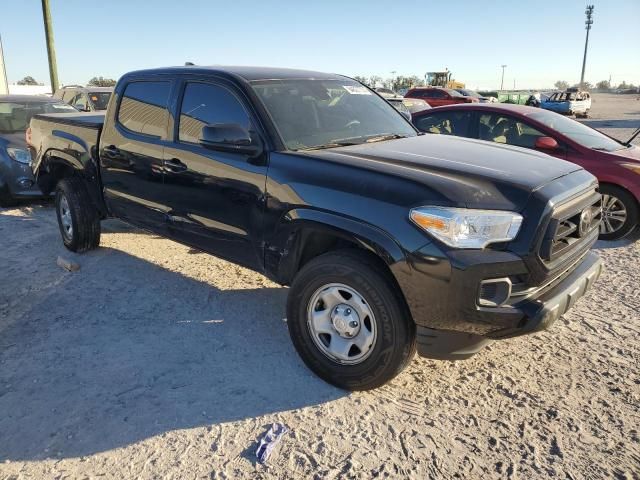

267,208,408,285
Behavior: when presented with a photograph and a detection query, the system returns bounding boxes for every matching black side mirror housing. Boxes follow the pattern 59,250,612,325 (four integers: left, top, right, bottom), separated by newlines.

200,124,262,156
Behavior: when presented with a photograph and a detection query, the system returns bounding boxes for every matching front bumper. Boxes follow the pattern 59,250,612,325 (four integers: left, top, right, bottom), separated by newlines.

0,157,44,199
404,250,602,360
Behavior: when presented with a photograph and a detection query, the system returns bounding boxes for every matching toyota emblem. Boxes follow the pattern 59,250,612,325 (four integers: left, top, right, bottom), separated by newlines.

578,208,593,237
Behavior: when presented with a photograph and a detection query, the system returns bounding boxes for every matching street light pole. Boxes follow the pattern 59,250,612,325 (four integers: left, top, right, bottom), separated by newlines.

500,65,507,90
580,5,594,89
41,0,59,93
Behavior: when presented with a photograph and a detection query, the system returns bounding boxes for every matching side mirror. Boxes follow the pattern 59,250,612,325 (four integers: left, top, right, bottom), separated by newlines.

74,103,88,112
535,136,559,150
200,123,262,156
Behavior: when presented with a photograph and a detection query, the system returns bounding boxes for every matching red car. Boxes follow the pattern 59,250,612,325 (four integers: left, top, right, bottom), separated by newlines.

405,87,479,107
412,104,640,240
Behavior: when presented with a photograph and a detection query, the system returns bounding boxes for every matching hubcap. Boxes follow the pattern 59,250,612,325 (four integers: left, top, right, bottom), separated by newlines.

600,194,627,234
58,195,73,239
307,283,377,365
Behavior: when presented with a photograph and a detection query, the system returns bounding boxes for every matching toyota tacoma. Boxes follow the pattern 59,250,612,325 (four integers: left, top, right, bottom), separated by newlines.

29,66,603,390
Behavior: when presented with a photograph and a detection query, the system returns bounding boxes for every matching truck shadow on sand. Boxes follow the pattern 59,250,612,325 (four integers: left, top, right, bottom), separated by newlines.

0,238,346,461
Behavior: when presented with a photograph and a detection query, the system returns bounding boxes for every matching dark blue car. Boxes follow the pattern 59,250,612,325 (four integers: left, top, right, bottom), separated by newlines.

0,95,76,207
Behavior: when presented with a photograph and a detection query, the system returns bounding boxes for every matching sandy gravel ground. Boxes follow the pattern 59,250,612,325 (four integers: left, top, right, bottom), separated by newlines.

0,95,639,479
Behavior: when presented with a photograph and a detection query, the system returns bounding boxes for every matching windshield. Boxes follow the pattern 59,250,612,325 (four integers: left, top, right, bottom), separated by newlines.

457,89,479,97
88,92,112,110
528,110,624,152
447,89,463,97
251,79,417,150
0,101,76,133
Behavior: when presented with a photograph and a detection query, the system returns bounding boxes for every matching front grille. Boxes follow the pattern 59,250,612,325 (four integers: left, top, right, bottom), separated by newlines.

539,192,601,264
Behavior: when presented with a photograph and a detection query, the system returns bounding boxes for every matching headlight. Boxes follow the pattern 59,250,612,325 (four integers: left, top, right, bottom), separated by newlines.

620,163,640,175
410,206,523,249
7,148,32,165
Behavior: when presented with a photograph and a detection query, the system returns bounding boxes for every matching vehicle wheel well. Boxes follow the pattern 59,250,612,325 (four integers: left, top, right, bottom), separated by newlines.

291,231,415,328
37,158,76,195
599,182,640,209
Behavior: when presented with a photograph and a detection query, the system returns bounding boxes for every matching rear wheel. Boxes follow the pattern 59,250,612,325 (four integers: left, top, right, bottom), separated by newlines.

286,250,416,391
55,177,101,252
599,185,638,240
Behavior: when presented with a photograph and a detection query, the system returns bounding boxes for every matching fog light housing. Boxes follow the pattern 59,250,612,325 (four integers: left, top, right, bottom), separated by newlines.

18,178,34,189
478,278,512,307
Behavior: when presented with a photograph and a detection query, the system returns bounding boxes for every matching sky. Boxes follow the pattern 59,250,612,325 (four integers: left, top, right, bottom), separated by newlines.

1,0,639,90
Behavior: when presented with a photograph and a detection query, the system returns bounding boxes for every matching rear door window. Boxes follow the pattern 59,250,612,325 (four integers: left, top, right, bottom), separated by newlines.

118,81,171,137
414,111,472,136
178,82,250,144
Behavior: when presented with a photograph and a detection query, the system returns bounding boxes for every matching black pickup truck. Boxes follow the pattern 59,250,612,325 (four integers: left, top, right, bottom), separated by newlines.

29,66,603,390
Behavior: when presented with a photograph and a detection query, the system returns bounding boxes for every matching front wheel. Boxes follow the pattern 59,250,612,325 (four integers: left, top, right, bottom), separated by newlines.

55,177,101,252
286,250,416,391
599,185,638,240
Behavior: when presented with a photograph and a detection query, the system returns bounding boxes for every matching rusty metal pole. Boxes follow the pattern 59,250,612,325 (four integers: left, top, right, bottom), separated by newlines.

41,0,59,93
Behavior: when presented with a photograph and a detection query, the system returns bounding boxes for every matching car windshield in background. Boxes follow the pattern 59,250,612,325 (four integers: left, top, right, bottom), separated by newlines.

457,89,480,97
251,79,417,150
528,110,624,152
89,92,112,110
0,101,76,133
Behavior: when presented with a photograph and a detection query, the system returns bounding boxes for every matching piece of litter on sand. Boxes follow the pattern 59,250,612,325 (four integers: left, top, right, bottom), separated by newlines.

256,423,288,464
57,256,80,272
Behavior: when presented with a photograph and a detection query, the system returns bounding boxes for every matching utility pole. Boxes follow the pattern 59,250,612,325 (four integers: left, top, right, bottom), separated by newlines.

41,0,59,93
0,35,8,95
580,5,594,89
500,65,507,90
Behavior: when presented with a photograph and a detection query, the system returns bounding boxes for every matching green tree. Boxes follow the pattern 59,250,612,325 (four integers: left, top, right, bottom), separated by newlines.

572,81,592,90
368,75,383,88
352,75,368,86
87,76,117,87
554,80,569,90
596,80,611,90
17,76,38,85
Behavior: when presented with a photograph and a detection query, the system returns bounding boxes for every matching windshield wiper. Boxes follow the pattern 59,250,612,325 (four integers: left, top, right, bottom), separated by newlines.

298,140,361,151
364,133,409,143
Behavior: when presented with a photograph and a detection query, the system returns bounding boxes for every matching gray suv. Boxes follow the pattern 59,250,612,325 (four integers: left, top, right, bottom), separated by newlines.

53,85,113,112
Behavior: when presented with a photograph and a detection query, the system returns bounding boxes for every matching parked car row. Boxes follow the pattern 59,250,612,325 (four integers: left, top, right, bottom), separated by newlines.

0,95,77,206
0,86,113,206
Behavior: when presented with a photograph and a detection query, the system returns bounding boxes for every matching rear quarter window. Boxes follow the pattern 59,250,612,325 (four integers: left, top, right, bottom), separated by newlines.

117,81,171,137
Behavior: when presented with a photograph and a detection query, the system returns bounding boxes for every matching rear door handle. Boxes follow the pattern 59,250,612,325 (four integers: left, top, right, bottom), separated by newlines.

164,158,188,173
103,145,120,156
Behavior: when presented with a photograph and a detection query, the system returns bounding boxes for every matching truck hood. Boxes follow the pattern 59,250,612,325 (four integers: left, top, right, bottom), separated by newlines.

303,134,583,211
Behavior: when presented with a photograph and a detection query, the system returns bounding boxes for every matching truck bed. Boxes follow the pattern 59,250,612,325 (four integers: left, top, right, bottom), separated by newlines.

29,112,105,197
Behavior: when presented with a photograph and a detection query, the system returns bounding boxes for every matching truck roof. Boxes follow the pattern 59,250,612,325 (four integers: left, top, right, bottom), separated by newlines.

122,65,347,82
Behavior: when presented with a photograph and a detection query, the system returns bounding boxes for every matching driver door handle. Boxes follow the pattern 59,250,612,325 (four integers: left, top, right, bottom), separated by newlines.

164,158,188,173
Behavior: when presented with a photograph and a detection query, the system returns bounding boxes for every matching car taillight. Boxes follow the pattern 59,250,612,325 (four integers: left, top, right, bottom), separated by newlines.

25,127,32,145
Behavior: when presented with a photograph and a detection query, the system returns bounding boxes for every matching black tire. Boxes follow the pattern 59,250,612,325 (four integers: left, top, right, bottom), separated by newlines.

599,185,639,241
286,249,416,391
55,177,101,252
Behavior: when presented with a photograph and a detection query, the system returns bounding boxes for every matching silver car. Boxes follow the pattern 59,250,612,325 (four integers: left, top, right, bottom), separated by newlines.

0,95,76,207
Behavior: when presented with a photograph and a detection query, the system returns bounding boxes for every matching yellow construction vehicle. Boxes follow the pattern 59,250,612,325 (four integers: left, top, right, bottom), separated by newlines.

426,70,465,89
